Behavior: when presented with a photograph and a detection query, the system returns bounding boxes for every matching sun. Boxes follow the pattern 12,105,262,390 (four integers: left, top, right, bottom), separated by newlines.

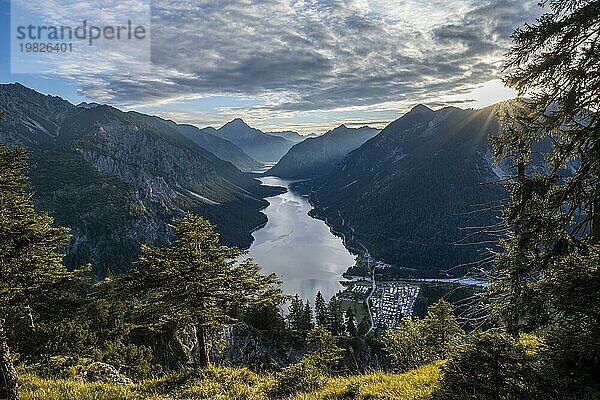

467,80,518,109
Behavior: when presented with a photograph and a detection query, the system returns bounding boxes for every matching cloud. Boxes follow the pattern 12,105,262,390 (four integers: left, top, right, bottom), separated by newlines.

18,0,541,124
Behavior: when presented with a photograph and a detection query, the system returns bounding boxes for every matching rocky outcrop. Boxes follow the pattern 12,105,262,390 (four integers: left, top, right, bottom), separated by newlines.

81,362,132,385
178,322,387,372
209,323,306,370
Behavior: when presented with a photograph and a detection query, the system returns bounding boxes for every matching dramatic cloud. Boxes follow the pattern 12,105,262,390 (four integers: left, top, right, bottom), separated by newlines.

15,0,542,129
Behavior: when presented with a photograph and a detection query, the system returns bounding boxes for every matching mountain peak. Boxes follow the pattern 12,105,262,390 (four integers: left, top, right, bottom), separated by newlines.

225,118,250,128
77,101,101,109
329,124,349,133
214,117,294,162
409,104,433,114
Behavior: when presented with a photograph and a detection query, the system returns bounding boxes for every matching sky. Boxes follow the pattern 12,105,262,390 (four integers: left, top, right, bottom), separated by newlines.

0,0,541,134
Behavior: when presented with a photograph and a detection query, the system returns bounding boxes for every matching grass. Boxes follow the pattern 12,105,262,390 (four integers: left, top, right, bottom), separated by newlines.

19,363,441,400
293,363,441,400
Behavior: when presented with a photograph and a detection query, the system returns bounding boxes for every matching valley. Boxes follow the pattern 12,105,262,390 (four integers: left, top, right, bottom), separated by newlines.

0,83,497,324
249,177,484,327
1,2,596,399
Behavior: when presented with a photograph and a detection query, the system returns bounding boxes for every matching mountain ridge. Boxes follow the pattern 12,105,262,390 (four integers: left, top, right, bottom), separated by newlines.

308,104,507,277
268,125,380,178
266,130,306,143
0,83,282,276
125,112,262,171
213,118,295,163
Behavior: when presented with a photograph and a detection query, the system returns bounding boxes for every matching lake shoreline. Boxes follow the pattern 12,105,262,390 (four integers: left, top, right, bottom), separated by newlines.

247,176,356,301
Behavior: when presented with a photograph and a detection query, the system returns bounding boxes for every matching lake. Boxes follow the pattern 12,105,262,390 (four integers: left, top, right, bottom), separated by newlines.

246,176,356,302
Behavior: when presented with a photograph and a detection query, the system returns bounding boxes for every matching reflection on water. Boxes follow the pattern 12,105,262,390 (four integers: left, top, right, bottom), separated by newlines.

246,176,356,302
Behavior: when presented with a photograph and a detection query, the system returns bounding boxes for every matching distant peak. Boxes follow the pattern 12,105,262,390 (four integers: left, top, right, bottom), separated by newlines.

409,104,433,114
223,118,250,128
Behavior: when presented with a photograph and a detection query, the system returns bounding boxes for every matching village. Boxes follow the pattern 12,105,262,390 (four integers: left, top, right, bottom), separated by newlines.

338,253,422,330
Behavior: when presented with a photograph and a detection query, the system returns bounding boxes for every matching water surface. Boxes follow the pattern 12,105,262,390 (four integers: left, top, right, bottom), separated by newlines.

247,176,356,301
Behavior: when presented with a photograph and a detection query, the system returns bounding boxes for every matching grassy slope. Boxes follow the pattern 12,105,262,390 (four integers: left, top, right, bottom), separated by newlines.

19,363,441,400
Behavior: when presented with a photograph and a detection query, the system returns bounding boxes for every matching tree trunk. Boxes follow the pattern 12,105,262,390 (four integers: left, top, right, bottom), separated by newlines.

0,319,18,400
507,158,527,337
196,325,209,368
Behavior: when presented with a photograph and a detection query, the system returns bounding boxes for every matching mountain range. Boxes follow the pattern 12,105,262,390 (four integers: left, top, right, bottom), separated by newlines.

0,83,514,279
212,118,295,163
308,104,508,277
268,125,380,178
0,83,283,276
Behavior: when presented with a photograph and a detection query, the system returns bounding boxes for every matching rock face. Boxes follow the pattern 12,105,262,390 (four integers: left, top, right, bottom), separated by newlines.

0,83,282,276
209,323,306,370
82,362,132,385
268,125,380,178
310,104,508,277
178,322,387,372
213,119,294,163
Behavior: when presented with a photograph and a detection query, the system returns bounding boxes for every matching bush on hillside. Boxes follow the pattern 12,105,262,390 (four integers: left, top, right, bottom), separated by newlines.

383,300,463,372
269,358,325,398
434,332,557,400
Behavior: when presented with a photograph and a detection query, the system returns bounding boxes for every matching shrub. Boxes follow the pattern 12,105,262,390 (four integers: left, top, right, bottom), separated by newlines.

306,327,345,371
269,358,325,397
28,356,91,379
90,341,160,379
434,332,556,400
383,300,463,373
383,319,431,372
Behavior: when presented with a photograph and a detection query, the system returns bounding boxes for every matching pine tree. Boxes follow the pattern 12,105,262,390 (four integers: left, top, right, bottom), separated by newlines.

103,212,282,368
345,307,357,337
0,143,87,400
326,297,344,336
303,300,314,331
315,291,327,327
288,294,305,332
491,0,600,336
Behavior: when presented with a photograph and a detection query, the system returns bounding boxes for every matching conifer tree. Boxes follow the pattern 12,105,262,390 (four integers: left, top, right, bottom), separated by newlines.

0,143,87,400
244,301,285,332
288,294,305,332
491,0,600,336
489,1,600,384
303,300,314,331
315,291,327,327
326,297,344,336
104,212,282,368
